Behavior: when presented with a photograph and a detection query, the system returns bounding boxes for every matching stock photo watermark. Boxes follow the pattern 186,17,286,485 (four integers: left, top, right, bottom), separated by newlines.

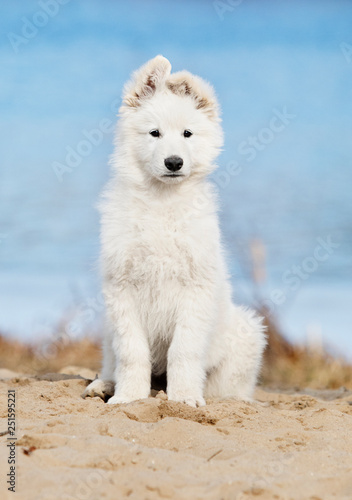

181,105,295,221
7,0,72,53
52,99,119,182
236,452,294,499
340,42,352,64
238,107,296,162
262,234,340,317
28,290,105,371
63,469,112,500
213,0,244,21
62,440,152,500
6,389,17,492
32,319,71,363
66,292,105,337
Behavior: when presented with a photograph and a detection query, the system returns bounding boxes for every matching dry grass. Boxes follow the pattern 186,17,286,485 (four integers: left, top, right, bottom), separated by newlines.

0,333,101,375
1,313,351,389
261,312,352,389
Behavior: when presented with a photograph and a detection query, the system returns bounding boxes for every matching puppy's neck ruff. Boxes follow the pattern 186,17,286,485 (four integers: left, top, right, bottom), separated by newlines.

108,173,218,224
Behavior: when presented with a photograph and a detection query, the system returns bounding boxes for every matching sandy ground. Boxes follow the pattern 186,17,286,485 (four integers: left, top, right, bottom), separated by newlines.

1,367,352,500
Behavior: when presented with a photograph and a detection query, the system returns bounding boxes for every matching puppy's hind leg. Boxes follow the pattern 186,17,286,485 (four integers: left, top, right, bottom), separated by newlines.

204,306,266,401
82,327,115,401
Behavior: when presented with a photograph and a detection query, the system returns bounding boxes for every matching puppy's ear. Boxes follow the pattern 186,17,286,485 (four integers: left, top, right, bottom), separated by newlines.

167,71,220,121
122,55,171,109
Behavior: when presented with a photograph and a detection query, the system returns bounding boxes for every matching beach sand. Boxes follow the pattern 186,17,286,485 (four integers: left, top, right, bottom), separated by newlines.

1,367,352,500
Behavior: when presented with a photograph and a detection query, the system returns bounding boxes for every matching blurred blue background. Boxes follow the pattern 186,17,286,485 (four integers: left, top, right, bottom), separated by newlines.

1,0,351,356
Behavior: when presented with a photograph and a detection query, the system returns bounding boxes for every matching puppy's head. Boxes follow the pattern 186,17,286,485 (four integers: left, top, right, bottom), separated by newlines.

117,56,223,185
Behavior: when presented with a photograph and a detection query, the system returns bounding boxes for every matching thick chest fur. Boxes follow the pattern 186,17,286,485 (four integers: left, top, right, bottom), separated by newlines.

127,219,197,287
112,204,216,290
102,188,221,345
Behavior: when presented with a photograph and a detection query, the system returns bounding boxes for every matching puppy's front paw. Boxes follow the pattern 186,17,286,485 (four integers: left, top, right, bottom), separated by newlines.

81,379,115,401
167,389,206,408
107,395,136,405
107,391,150,405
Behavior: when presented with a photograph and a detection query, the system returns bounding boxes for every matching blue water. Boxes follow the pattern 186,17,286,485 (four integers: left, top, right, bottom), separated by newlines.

1,1,351,357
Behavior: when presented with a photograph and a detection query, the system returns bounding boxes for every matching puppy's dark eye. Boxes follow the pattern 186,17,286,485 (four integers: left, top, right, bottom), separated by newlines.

183,130,193,138
149,129,160,137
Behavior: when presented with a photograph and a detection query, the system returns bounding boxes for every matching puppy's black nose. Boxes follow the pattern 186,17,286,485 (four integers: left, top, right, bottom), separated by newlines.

164,155,183,172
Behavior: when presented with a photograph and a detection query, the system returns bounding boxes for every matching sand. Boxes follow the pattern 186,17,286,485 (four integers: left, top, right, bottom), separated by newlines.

1,367,352,500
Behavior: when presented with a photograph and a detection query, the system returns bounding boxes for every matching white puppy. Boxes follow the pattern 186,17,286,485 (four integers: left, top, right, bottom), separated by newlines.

83,56,266,407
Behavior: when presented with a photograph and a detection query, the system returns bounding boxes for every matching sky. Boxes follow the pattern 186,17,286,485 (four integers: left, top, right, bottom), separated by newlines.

0,0,351,356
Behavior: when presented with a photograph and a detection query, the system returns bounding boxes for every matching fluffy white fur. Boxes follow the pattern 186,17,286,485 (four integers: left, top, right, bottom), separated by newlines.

83,56,266,407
